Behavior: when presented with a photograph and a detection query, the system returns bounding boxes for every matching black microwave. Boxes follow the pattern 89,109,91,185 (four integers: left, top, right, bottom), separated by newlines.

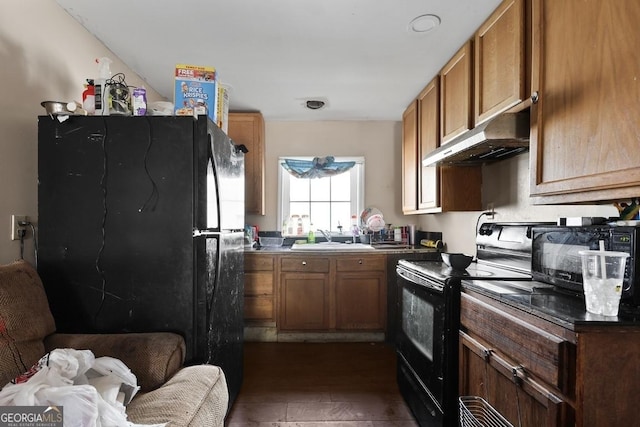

531,225,640,306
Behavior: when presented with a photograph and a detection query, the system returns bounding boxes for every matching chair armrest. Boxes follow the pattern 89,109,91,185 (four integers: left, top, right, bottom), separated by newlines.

44,332,185,392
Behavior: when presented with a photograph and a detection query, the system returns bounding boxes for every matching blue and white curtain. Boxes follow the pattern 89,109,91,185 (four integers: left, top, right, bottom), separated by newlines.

281,156,355,179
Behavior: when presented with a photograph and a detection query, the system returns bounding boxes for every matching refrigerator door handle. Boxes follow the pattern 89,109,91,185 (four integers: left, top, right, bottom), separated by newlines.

234,144,248,154
193,229,221,237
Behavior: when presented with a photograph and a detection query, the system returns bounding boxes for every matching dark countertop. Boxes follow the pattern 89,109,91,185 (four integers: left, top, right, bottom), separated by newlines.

245,244,438,255
463,279,640,330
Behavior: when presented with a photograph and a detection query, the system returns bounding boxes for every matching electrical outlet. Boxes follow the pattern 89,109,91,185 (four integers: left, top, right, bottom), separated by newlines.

486,203,495,219
11,215,27,241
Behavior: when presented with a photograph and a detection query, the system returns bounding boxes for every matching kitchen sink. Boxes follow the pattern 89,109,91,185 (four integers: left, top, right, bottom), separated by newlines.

290,242,375,251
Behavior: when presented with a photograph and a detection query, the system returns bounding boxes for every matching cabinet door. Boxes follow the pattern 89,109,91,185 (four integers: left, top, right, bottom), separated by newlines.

335,255,386,330
227,112,265,215
417,79,439,210
279,272,329,330
402,100,418,213
441,41,473,144
460,332,572,427
475,0,527,125
335,272,386,330
244,254,275,323
530,0,640,203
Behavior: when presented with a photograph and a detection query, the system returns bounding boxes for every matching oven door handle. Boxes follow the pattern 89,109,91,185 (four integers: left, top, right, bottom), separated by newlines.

397,267,444,293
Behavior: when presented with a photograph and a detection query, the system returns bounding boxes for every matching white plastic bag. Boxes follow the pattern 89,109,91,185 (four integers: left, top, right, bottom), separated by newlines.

0,348,165,427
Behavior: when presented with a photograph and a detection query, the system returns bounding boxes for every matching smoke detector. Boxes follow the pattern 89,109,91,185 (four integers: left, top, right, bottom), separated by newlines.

408,14,441,34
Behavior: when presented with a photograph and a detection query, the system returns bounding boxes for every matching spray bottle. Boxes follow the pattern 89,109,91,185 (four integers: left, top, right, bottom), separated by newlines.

94,57,113,115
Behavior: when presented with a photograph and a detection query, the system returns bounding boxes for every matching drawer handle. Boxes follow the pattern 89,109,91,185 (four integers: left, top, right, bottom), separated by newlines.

358,259,363,264
302,261,307,266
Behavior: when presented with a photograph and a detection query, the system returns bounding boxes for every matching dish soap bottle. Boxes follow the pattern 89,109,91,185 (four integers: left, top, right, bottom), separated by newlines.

308,225,316,243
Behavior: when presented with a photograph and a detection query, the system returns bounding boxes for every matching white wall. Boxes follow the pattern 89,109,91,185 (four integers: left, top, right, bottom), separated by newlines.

419,153,619,254
246,120,407,232
0,1,164,264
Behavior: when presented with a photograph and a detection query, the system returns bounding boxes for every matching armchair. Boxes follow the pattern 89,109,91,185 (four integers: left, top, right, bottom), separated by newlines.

0,260,228,426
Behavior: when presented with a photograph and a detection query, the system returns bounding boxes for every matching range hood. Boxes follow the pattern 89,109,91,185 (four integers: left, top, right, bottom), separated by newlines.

422,104,532,167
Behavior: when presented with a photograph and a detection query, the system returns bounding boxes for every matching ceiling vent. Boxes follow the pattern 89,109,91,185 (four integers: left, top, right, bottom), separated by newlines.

305,100,326,110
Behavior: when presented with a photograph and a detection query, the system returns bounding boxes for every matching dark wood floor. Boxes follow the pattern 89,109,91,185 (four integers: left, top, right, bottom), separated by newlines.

226,341,419,426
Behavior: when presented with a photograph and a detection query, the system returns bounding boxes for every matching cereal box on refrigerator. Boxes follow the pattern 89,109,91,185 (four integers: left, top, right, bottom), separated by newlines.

217,84,229,133
174,64,219,123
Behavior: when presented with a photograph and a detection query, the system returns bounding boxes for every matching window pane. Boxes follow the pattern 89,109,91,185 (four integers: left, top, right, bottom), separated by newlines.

310,202,331,231
332,202,352,232
290,202,309,218
310,177,330,201
331,173,351,201
290,176,309,201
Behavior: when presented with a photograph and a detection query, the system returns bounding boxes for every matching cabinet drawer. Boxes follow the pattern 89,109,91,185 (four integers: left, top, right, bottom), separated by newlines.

461,293,572,392
336,255,386,272
244,296,274,321
245,254,274,271
245,272,273,296
281,257,330,273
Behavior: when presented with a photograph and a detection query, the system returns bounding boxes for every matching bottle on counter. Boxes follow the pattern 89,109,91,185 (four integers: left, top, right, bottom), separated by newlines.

308,225,316,243
287,215,298,235
351,214,359,243
394,227,402,242
301,214,310,235
296,216,303,235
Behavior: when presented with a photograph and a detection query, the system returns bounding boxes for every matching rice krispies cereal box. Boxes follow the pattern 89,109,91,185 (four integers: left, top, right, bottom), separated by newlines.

174,64,219,123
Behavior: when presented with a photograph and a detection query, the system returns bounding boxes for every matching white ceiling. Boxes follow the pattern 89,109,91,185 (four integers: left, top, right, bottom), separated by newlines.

55,0,502,121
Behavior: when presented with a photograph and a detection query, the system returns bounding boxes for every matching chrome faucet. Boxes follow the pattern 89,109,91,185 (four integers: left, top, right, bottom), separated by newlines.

318,229,332,243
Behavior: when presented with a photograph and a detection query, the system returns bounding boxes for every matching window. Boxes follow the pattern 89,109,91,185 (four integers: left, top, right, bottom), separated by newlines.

279,156,364,236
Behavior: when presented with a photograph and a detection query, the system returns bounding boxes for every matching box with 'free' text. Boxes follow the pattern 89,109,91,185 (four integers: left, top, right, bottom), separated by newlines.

174,64,219,123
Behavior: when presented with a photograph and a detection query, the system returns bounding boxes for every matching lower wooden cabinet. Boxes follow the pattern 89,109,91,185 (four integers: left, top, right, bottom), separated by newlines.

335,255,386,330
244,253,275,323
459,332,570,426
460,290,640,427
459,293,573,426
246,252,390,333
279,256,331,330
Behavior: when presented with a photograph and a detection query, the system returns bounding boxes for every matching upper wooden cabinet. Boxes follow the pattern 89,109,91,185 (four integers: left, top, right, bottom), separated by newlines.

440,41,473,145
227,112,265,215
529,0,640,203
417,79,439,210
401,101,418,213
474,0,528,125
402,78,482,215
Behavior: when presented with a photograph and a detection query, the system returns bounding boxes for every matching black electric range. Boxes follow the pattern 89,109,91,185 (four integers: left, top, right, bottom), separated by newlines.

398,221,549,284
395,222,549,427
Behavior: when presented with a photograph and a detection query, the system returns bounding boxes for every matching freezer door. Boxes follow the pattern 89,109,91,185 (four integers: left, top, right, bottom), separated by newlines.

203,122,245,232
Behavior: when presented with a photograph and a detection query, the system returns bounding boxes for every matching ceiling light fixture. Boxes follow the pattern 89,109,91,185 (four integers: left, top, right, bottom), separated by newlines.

408,14,441,34
305,100,326,110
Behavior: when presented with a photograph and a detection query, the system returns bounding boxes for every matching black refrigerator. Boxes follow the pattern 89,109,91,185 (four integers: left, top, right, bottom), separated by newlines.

37,115,245,407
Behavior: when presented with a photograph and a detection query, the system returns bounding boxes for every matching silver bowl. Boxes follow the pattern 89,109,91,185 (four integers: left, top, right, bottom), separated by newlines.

441,253,473,270
41,101,87,116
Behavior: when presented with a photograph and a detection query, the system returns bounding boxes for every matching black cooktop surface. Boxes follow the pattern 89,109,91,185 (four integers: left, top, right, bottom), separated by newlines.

398,259,532,282
463,279,640,328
